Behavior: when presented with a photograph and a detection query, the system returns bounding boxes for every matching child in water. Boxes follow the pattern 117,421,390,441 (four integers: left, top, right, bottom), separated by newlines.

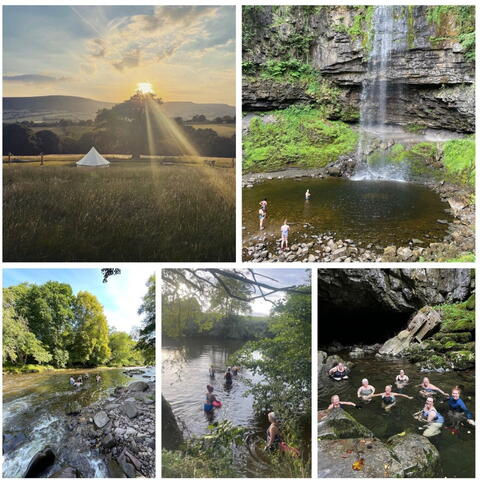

280,220,290,250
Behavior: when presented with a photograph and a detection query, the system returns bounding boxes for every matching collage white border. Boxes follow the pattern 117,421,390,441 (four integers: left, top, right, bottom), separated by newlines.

0,0,478,478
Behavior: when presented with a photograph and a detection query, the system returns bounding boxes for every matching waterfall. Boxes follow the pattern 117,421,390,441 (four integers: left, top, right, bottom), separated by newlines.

352,6,409,181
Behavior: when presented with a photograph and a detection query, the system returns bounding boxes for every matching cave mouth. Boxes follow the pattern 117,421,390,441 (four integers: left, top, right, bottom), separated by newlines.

318,304,413,347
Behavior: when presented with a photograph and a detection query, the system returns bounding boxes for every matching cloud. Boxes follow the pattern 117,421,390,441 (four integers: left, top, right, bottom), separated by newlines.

3,74,69,84
80,63,95,75
112,48,141,71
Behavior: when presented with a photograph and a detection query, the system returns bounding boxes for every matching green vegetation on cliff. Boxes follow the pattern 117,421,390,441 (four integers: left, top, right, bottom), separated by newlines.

244,106,358,172
405,295,475,370
427,6,475,60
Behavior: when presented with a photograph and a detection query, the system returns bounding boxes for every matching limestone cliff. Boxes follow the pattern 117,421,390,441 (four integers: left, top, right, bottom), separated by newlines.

243,6,475,132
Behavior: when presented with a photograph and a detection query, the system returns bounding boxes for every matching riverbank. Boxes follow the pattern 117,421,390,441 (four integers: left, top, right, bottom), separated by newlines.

2,364,149,375
3,367,155,478
242,166,474,263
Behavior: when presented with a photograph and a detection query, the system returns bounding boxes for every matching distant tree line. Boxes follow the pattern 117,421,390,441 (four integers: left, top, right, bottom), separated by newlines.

3,278,154,369
3,94,235,157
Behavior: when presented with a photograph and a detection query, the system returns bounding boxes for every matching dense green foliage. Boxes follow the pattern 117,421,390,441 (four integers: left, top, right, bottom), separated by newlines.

243,106,358,172
162,271,269,340
441,138,475,186
232,290,312,456
162,421,246,478
136,275,156,364
3,280,146,370
427,6,475,60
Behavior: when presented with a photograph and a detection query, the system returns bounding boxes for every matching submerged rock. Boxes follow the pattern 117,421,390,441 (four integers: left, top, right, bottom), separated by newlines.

318,408,373,440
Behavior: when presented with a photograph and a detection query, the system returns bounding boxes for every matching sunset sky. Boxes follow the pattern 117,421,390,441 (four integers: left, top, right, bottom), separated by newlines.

3,6,235,104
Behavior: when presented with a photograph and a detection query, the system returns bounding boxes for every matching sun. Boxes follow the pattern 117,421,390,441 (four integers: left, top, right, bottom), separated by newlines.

137,82,154,94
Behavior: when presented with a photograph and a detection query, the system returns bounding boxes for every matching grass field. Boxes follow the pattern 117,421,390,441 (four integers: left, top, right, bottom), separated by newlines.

3,158,235,262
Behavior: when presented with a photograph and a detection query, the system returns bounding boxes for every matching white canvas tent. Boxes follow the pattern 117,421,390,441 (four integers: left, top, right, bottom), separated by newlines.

76,147,110,167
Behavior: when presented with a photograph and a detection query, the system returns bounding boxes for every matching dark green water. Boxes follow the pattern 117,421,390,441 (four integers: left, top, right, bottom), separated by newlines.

163,337,299,477
243,178,451,246
3,367,154,478
318,354,475,478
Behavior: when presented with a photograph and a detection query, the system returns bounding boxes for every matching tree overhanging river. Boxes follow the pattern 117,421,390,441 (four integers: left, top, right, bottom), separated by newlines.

3,366,155,478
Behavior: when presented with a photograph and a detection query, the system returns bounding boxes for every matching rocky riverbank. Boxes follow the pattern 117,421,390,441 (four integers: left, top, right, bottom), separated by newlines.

22,373,155,478
242,162,475,263
318,408,441,478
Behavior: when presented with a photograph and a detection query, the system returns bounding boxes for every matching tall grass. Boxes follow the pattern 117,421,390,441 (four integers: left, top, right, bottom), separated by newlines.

3,162,235,261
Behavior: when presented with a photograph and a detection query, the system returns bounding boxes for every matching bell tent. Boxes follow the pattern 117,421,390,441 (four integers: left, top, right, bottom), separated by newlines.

76,147,110,167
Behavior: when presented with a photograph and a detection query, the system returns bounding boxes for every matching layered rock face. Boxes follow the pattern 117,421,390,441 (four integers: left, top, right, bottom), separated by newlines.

243,6,475,132
317,268,473,313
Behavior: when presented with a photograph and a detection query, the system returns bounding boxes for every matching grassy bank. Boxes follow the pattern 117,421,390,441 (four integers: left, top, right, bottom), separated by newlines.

2,364,147,375
243,106,358,172
4,162,235,261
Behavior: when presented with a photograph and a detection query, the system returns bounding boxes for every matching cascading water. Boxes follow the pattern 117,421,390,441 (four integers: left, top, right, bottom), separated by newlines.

352,6,409,181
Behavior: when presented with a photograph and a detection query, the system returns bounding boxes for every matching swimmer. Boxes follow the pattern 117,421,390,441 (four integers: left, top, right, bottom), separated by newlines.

414,397,444,437
447,387,475,427
224,367,233,386
209,365,215,378
395,370,410,388
69,376,75,386
370,385,413,411
328,394,356,409
328,362,348,380
357,378,375,401
96,374,101,383
417,377,448,397
204,384,217,413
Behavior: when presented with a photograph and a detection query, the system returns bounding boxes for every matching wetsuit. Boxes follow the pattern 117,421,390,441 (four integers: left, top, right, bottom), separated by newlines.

448,397,473,419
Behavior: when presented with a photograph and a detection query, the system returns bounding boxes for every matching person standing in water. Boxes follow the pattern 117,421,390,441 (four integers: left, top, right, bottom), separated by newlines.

258,207,266,230
357,378,375,401
209,365,215,378
447,387,475,426
204,384,217,413
305,189,311,200
395,369,409,388
328,362,348,380
96,374,101,383
415,397,444,437
69,376,75,386
224,367,233,386
328,394,356,409
370,385,413,411
259,198,268,212
280,220,290,250
417,377,448,397
265,412,281,450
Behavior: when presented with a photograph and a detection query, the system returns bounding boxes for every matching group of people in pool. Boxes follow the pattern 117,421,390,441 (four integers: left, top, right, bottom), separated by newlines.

326,365,475,437
257,191,311,250
69,373,102,387
203,365,240,413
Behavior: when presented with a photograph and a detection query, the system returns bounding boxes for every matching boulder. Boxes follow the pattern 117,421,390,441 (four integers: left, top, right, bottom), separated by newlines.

318,437,403,478
124,403,138,419
388,433,441,477
318,408,373,440
162,395,183,450
3,431,27,454
102,433,116,449
128,381,149,392
49,467,81,478
93,411,110,429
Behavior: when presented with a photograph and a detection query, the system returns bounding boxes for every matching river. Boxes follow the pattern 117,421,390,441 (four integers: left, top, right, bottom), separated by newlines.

318,353,475,478
243,177,451,248
162,337,283,477
3,366,155,478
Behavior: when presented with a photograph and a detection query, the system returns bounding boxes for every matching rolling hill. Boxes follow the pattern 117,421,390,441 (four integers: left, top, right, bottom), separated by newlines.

3,95,235,123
